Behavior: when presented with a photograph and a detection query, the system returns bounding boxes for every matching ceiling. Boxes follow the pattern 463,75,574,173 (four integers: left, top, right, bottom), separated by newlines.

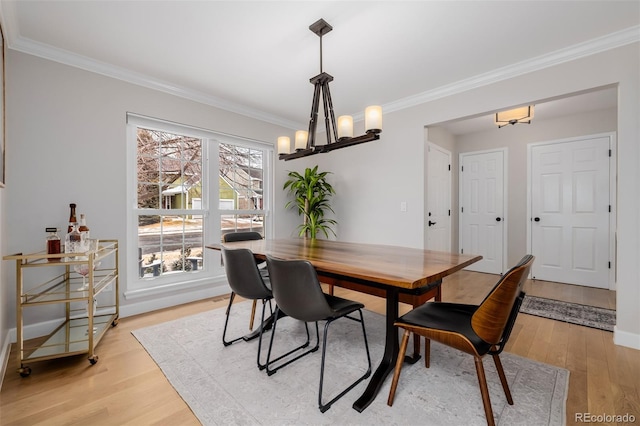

0,1,638,133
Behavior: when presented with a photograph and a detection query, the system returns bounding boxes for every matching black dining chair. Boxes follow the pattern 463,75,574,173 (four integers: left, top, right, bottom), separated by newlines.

221,247,273,369
222,231,267,331
387,255,535,426
265,255,372,413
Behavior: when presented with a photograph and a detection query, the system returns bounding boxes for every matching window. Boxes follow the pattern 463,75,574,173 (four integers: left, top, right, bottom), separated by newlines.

219,143,266,240
127,114,272,297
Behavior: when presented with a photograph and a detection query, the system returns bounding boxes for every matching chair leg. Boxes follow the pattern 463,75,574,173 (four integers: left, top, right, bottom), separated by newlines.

224,294,273,369
256,299,274,370
473,356,496,426
265,309,319,376
249,300,257,330
387,329,411,406
492,353,513,405
424,338,431,368
222,293,243,346
410,287,440,360
318,309,372,413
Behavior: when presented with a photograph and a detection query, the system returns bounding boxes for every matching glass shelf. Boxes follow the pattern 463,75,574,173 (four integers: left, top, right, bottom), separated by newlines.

21,271,117,304
26,314,117,361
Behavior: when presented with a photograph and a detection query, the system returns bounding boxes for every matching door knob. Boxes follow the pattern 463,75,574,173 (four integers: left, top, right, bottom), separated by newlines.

534,217,541,222
428,220,436,227
496,217,502,222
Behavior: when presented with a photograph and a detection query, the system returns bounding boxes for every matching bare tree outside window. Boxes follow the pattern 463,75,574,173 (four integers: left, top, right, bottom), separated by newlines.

134,125,269,281
137,128,204,277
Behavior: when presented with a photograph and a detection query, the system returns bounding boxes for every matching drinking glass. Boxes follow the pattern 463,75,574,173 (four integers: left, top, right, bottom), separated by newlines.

74,239,100,291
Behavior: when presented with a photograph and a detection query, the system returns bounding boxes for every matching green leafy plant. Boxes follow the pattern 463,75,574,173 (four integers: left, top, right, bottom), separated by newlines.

283,166,337,239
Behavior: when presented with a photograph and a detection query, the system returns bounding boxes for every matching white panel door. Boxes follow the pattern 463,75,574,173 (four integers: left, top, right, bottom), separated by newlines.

530,136,611,288
459,149,506,274
425,143,451,252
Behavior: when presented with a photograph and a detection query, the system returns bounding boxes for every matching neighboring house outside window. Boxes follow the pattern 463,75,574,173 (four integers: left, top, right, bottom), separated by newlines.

126,114,272,298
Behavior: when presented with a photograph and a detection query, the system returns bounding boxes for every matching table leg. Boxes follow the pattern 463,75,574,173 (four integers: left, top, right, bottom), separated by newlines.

353,287,400,412
242,306,286,342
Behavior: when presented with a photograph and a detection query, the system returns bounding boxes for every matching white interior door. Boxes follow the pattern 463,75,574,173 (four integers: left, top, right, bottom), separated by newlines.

530,135,612,288
425,143,451,252
459,149,506,274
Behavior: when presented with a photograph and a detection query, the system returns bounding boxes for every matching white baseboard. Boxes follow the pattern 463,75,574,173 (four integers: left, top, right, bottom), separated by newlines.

119,283,230,318
614,326,640,350
0,332,12,391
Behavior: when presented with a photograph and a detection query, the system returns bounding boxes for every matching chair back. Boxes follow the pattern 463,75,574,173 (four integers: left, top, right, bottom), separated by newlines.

266,256,333,322
471,255,534,346
222,248,271,300
222,231,263,242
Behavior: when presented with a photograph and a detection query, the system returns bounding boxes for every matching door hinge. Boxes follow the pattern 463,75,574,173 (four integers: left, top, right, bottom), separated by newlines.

609,149,612,157
461,166,464,172
461,207,464,213
448,209,451,216
609,205,611,213
461,248,464,254
608,261,611,269
448,164,451,171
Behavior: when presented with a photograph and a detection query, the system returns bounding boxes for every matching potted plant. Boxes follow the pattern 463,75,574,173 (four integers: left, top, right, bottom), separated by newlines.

283,166,337,239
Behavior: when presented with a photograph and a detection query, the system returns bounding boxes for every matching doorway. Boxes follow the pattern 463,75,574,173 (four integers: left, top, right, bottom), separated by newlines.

425,142,452,252
459,148,507,274
528,133,616,289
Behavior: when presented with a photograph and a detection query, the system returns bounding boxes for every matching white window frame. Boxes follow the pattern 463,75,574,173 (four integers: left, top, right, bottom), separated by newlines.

125,113,273,299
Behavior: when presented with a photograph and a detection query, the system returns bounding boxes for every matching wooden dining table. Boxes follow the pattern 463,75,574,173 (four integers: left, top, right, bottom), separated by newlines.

208,238,481,412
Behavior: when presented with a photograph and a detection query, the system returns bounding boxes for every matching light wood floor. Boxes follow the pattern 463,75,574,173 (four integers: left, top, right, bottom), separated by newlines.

1,271,638,425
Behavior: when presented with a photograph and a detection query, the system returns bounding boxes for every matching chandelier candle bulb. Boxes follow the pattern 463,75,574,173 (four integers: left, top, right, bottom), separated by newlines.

337,115,353,139
294,131,308,150
365,106,383,133
277,136,291,154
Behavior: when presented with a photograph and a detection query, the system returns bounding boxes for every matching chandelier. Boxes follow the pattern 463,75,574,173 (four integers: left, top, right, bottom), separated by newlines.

277,19,382,161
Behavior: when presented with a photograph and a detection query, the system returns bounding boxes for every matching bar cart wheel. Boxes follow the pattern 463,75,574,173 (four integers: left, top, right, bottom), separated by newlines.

88,355,99,365
19,365,32,377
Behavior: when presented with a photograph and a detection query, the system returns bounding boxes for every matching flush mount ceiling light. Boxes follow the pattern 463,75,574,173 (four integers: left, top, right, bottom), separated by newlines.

277,19,382,161
495,105,534,128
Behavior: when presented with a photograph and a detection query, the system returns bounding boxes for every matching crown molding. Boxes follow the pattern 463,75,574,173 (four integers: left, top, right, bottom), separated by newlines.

380,25,640,116
7,36,302,130
5,21,639,128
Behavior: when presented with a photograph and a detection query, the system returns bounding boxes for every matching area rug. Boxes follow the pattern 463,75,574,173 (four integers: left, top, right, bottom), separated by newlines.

520,295,615,332
132,302,568,426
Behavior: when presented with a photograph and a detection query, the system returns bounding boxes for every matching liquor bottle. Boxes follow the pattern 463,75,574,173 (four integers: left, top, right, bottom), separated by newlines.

68,203,77,233
65,223,82,254
78,214,90,239
46,227,61,261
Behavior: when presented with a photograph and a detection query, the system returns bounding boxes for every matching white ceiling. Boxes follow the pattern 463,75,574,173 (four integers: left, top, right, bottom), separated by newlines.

0,1,638,133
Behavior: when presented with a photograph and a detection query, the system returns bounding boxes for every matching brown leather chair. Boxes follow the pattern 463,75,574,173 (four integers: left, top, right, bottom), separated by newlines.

387,255,535,426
